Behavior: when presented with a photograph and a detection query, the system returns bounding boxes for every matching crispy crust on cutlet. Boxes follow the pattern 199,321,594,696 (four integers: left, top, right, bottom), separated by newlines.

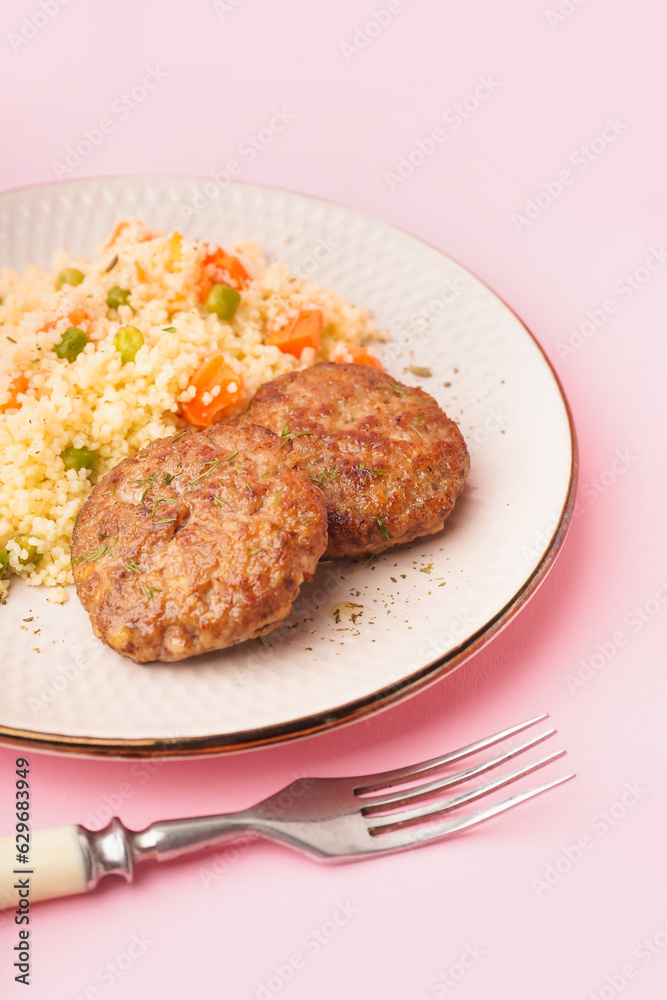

235,363,470,557
71,424,328,662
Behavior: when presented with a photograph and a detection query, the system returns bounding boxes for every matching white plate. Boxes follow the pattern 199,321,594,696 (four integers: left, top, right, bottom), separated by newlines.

0,177,576,758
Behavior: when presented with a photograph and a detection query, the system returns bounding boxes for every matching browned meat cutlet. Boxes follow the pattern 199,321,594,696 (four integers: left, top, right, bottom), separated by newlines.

71,424,328,662
235,363,470,558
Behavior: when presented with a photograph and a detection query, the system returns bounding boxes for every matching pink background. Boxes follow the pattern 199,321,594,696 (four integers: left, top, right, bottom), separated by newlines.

1,0,666,997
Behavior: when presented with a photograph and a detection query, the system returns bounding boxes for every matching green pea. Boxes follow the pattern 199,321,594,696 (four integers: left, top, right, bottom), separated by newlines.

205,283,240,321
0,549,8,578
113,325,144,364
106,286,131,310
61,446,100,476
12,534,39,566
53,326,89,362
55,268,85,291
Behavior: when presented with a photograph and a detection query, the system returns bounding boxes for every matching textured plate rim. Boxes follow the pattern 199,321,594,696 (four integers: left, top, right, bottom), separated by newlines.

0,175,578,759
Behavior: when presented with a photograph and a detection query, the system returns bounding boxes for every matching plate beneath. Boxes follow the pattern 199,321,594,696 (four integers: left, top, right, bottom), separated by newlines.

0,177,576,758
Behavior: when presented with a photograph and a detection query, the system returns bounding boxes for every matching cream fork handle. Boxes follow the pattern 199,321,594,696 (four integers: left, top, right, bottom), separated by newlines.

0,826,89,909
0,813,251,909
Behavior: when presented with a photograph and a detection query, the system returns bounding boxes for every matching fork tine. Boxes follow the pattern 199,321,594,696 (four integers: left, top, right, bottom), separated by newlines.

361,728,557,813
354,713,550,794
368,749,566,834
367,773,575,853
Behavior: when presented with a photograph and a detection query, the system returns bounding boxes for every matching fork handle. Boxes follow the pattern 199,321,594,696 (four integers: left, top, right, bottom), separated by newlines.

0,826,89,909
0,814,251,910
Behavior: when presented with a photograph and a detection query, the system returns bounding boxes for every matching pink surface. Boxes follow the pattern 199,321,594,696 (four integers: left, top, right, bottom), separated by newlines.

1,1,665,997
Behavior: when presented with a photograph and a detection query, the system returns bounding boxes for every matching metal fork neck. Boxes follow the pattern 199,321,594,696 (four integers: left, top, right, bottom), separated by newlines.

78,813,251,889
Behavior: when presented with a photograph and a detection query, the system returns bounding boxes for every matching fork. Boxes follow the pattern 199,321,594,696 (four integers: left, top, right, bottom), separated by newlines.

0,713,573,909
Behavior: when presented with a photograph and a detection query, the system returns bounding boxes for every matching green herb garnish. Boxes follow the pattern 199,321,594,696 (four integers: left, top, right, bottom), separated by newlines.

359,462,382,481
279,423,313,448
187,460,220,485
148,496,176,516
376,515,392,543
310,465,339,486
72,538,116,565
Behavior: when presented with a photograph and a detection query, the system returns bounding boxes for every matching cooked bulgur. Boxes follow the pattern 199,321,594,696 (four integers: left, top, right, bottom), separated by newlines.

0,218,380,599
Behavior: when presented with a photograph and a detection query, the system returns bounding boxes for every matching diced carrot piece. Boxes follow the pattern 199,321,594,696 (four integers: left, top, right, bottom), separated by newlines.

135,261,148,283
197,246,249,301
67,308,88,327
109,221,129,244
39,308,88,335
180,355,244,428
0,373,29,413
333,344,384,370
268,309,323,358
220,253,249,289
